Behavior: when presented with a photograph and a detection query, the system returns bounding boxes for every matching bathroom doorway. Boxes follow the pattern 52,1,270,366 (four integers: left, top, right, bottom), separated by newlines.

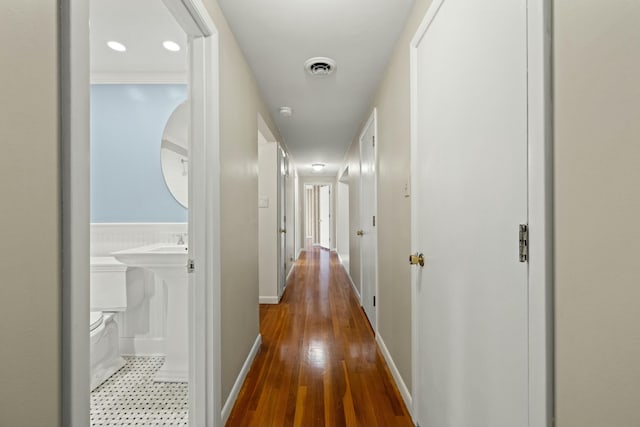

61,0,221,426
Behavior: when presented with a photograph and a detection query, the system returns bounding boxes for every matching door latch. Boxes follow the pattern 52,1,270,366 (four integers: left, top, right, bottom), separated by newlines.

187,259,195,273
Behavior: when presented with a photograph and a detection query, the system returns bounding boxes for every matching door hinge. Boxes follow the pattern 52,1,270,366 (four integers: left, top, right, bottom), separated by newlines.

187,259,195,273
373,295,376,307
519,224,528,263
372,135,375,147
373,215,376,227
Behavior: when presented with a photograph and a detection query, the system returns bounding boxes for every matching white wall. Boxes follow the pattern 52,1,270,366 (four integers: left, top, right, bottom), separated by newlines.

258,136,279,302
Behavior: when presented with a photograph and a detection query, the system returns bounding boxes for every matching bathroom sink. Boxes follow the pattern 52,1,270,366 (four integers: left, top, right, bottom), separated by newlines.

111,243,188,269
149,245,188,253
111,243,190,382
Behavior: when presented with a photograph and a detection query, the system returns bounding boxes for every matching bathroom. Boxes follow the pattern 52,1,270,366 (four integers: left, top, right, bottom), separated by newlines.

88,0,191,425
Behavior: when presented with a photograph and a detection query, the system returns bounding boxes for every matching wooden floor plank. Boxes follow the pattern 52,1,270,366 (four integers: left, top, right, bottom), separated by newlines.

226,248,414,427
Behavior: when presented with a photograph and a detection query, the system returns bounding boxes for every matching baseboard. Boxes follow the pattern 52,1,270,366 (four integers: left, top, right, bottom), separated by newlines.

259,296,280,304
296,248,305,259
119,337,165,356
286,264,295,282
376,334,412,417
346,271,360,302
222,334,262,424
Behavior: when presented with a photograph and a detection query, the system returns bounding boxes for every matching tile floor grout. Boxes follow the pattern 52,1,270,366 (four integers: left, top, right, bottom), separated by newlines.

91,356,188,427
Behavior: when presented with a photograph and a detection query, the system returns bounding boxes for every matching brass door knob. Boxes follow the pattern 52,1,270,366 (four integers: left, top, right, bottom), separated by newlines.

409,253,425,267
356,230,364,236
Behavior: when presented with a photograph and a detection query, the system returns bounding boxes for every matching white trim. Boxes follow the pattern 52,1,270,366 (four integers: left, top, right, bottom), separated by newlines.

61,1,90,425
347,268,360,301
336,251,359,299
285,262,296,282
526,0,554,426
182,3,222,424
61,1,221,426
409,1,553,426
91,72,188,84
358,109,379,331
376,334,412,416
221,334,262,424
296,248,305,259
259,296,280,305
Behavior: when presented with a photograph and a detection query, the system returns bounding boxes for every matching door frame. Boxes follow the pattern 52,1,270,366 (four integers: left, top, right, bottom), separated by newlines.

409,0,553,426
303,182,333,249
60,0,222,425
358,109,379,330
336,167,350,270
277,146,287,295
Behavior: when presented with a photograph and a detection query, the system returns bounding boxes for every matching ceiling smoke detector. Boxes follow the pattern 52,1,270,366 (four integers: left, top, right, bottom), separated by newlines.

279,106,293,117
305,57,336,77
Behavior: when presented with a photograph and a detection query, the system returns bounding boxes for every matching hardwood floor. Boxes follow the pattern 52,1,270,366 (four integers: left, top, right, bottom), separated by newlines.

226,248,414,427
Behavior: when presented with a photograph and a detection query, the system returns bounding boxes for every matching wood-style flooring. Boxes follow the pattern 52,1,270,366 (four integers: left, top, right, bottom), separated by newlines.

226,248,414,427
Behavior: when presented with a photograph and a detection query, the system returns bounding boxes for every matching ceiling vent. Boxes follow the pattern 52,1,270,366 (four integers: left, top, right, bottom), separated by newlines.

305,57,336,77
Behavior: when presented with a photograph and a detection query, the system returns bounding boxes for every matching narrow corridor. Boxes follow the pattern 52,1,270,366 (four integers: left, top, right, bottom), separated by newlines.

226,248,413,426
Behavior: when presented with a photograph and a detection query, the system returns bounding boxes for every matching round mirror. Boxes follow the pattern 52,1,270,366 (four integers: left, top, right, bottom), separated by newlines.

161,101,189,208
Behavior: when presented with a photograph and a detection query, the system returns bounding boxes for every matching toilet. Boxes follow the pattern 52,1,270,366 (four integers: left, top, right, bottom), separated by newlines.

90,256,128,391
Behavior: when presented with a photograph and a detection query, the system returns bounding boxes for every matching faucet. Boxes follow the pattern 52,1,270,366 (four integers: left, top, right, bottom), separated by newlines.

176,233,186,245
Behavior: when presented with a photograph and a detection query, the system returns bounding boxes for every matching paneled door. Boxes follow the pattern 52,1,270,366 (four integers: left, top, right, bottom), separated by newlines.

318,184,331,249
411,0,529,426
359,111,377,331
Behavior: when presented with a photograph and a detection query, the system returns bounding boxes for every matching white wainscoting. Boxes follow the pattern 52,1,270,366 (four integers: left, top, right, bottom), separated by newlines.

91,223,187,356
90,223,188,256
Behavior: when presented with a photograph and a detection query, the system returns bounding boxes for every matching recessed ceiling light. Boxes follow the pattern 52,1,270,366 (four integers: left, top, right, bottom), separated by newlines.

279,106,293,117
107,41,126,52
163,41,181,52
312,163,325,172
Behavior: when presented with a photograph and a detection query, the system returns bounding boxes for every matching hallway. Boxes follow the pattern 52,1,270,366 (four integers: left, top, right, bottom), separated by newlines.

226,248,413,427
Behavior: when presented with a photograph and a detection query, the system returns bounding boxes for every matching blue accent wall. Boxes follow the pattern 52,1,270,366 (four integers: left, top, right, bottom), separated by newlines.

91,84,188,223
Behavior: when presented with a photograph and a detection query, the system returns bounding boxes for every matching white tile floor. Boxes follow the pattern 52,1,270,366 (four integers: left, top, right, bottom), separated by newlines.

90,356,188,427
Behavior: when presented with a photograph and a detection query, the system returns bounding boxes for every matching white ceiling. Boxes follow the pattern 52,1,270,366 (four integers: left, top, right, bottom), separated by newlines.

90,0,187,82
91,0,415,176
218,0,416,176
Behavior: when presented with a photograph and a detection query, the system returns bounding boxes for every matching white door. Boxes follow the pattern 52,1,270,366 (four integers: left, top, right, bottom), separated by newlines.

318,185,330,249
359,112,377,330
411,1,528,426
278,149,287,296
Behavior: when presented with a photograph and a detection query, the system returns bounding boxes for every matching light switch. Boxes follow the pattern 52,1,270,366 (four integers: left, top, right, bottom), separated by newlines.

258,196,269,208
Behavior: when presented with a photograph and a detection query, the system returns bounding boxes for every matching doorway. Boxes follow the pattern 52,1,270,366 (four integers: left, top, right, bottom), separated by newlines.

304,184,332,250
336,168,350,272
359,110,378,331
61,0,221,425
409,0,552,426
